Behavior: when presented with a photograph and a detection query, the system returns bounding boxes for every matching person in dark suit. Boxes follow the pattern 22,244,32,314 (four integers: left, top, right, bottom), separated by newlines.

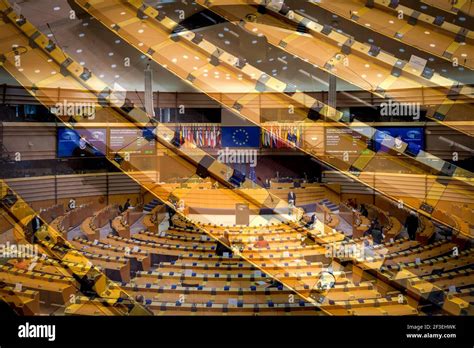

31,215,42,233
123,198,131,211
288,191,296,205
368,219,383,244
359,204,369,218
305,213,317,229
405,212,419,241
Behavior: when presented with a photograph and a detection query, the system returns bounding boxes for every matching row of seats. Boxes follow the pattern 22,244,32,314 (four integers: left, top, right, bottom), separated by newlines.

2,195,470,316
63,213,421,315
81,204,119,241
315,0,473,69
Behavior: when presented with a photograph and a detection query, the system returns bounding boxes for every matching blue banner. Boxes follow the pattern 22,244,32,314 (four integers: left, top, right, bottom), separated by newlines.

221,126,260,148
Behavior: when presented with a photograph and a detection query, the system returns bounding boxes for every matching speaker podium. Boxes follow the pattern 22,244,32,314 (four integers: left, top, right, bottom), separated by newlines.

236,203,250,225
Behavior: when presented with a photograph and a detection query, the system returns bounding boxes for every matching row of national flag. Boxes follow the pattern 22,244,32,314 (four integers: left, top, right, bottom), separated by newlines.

177,125,221,148
261,125,303,148
175,124,304,148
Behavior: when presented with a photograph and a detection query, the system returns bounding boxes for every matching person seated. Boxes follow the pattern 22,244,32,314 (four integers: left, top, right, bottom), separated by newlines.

364,218,377,237
123,198,131,211
253,235,269,249
216,230,232,257
135,294,145,305
368,219,384,244
359,204,369,218
304,213,317,229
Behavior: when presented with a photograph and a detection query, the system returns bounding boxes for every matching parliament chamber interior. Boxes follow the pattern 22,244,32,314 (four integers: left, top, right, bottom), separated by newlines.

0,0,473,334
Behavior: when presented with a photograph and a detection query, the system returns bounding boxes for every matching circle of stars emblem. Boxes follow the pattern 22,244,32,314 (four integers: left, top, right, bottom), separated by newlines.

232,128,249,146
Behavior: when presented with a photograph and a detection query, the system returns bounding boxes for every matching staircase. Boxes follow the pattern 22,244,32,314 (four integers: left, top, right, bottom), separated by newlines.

319,199,339,213
143,198,161,213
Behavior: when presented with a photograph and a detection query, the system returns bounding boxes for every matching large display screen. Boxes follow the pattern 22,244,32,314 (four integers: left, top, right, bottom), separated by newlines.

57,128,106,158
374,127,424,155
325,127,371,154
109,128,156,155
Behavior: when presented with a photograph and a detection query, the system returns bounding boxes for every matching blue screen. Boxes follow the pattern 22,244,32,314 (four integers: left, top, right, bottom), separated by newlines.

57,128,106,158
221,126,260,148
374,127,424,155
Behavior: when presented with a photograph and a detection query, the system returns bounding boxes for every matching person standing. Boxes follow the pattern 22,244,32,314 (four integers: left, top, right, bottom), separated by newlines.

405,212,419,241
288,191,296,206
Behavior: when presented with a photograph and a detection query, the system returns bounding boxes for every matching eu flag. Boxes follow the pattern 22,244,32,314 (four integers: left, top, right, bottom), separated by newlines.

221,126,260,148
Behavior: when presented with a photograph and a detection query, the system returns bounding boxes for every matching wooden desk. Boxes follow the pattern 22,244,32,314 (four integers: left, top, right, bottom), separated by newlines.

0,267,76,305
0,286,40,315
